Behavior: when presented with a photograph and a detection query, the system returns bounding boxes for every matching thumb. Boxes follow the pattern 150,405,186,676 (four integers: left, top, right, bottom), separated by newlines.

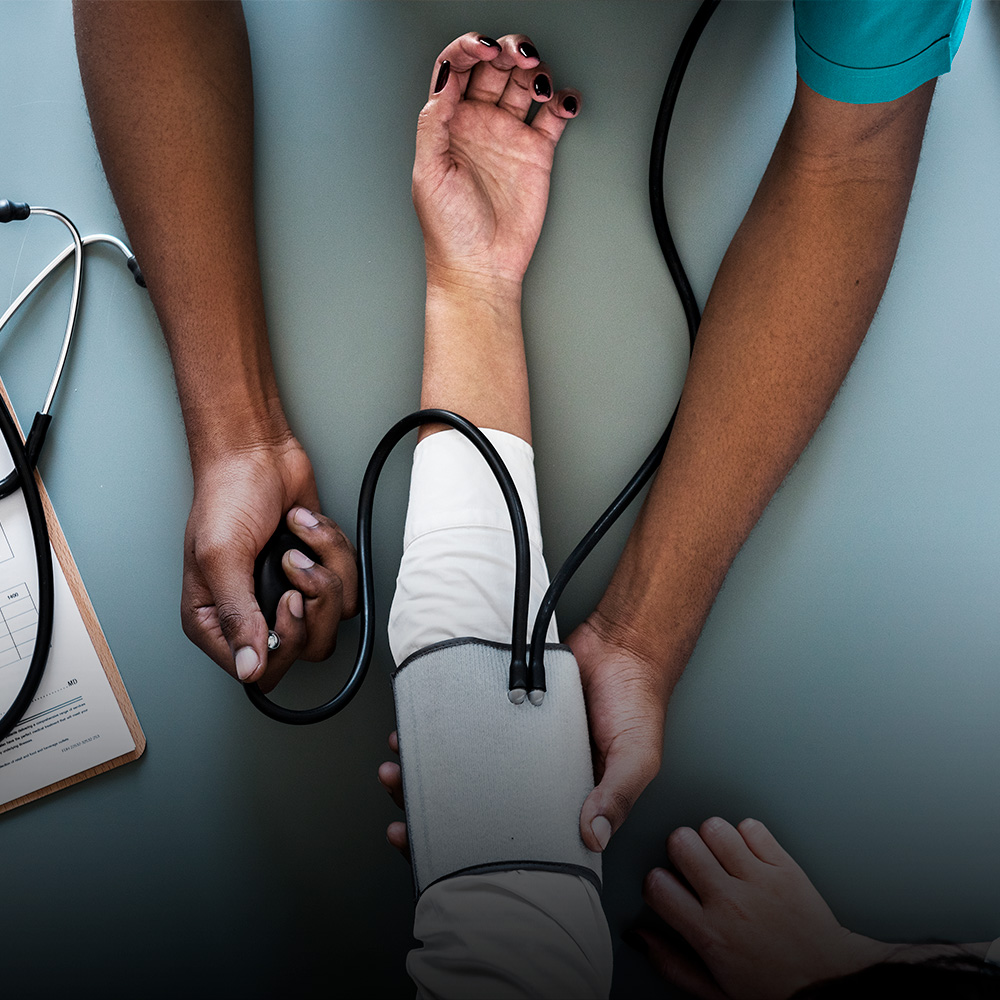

580,743,661,852
200,546,270,683
413,60,458,180
413,33,501,183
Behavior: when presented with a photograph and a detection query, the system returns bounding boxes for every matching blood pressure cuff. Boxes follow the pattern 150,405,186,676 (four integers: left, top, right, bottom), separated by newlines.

392,638,602,897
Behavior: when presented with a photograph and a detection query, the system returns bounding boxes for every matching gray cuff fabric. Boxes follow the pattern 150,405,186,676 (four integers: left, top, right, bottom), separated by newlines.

393,638,602,897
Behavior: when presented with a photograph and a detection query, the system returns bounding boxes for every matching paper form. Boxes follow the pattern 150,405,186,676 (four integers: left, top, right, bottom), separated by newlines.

0,483,136,807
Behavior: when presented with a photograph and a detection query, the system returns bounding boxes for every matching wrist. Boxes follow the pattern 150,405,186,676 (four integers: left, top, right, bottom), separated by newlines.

425,262,523,311
835,932,898,973
424,273,524,350
186,395,295,477
879,940,991,965
164,311,295,475
593,483,742,681
591,567,702,688
578,605,676,706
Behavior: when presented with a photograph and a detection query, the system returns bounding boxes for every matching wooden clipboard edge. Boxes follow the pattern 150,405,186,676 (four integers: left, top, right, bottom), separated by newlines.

0,378,145,815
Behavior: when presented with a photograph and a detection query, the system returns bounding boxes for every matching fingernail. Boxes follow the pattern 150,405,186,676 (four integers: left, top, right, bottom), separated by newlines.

592,815,612,851
288,549,315,570
533,75,551,99
433,60,450,94
562,95,578,115
292,507,319,528
235,646,259,682
288,591,304,618
518,42,539,60
478,35,500,49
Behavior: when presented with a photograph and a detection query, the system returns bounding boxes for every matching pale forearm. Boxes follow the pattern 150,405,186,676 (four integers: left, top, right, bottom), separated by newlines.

421,277,530,442
595,78,935,679
73,0,287,471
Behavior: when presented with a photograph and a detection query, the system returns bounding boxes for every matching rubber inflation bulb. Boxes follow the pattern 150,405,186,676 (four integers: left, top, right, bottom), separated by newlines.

253,524,319,629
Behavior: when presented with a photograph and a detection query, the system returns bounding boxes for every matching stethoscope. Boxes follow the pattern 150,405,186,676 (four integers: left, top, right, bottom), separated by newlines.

0,0,718,736
0,200,145,744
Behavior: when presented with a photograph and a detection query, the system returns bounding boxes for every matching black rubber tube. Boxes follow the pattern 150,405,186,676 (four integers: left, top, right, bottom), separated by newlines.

0,396,55,744
246,409,533,723
526,0,719,691
0,412,52,500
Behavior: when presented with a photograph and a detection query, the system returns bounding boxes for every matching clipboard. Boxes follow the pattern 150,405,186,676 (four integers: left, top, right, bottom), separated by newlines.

0,378,144,813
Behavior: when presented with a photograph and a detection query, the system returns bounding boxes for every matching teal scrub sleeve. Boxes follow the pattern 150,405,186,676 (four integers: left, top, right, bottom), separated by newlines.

793,0,972,104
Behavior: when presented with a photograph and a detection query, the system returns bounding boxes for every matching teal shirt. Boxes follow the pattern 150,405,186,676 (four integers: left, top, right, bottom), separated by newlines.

794,0,972,103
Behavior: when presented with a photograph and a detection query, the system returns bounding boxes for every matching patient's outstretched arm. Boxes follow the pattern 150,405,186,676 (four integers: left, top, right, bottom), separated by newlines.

381,32,610,998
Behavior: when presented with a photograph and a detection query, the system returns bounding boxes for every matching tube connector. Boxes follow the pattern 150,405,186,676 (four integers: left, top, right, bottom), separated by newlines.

0,200,30,223
25,412,52,467
508,655,529,702
127,255,146,287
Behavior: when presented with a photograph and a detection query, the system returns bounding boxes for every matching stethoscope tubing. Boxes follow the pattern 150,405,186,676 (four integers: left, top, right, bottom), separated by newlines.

0,233,141,337
0,207,144,740
526,0,719,689
25,208,85,419
0,388,54,744
0,204,77,741
0,231,145,501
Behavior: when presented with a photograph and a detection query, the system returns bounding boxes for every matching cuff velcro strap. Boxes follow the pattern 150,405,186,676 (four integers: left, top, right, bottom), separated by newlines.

392,638,601,897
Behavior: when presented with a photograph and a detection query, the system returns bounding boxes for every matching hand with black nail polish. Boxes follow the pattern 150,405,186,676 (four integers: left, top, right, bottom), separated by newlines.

414,30,582,292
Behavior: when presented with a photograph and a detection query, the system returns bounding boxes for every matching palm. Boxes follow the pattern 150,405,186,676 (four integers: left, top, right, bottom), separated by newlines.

566,618,669,846
416,100,556,283
574,631,667,781
183,439,318,664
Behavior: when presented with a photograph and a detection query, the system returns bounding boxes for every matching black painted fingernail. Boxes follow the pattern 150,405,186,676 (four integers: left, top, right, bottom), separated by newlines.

518,42,539,60
533,74,551,99
562,95,578,115
478,35,500,49
434,60,450,94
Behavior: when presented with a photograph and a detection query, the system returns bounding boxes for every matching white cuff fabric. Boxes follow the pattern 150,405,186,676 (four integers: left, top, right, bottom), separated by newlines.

408,870,612,1000
387,428,558,665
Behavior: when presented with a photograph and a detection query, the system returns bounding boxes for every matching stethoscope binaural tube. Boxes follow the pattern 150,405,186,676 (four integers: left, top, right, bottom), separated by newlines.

0,204,146,499
0,202,83,499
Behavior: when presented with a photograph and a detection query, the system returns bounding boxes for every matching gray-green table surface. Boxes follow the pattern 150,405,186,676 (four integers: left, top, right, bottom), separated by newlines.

2,2,999,996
